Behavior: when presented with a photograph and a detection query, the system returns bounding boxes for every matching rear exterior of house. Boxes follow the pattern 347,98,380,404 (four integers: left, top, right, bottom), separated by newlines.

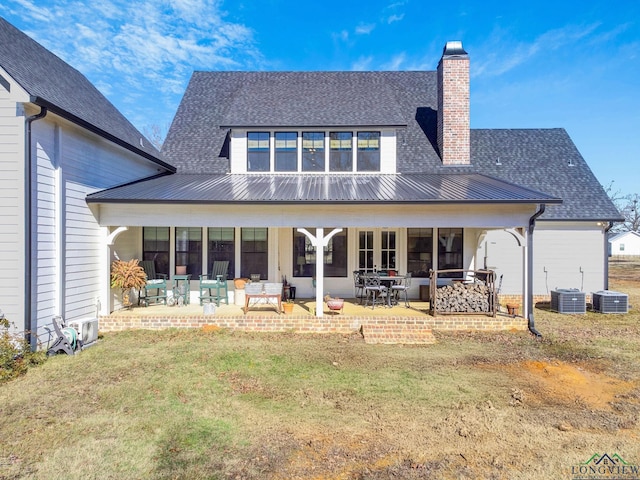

89,42,621,320
1,14,623,338
0,17,173,345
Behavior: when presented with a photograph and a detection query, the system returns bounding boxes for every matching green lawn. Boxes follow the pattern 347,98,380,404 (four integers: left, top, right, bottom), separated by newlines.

1,262,639,479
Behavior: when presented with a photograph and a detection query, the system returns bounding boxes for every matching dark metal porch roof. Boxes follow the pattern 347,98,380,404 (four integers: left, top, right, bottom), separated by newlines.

87,173,562,205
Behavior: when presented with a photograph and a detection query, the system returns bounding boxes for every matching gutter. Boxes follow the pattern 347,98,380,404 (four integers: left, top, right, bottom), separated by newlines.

527,203,546,338
25,106,48,347
604,222,613,290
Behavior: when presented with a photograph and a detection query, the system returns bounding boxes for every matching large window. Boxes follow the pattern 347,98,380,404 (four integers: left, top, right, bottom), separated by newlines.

207,227,235,278
293,229,347,277
438,228,463,276
246,130,384,172
329,132,352,171
275,132,297,171
302,132,325,171
357,131,380,171
142,227,170,278
241,228,268,279
247,132,270,171
175,227,202,277
407,228,433,277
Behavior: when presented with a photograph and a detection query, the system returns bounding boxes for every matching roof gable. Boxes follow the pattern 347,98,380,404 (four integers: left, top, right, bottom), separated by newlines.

609,231,640,242
0,16,172,170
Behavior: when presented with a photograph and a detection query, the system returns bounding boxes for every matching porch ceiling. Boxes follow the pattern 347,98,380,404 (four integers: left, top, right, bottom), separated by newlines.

87,173,562,205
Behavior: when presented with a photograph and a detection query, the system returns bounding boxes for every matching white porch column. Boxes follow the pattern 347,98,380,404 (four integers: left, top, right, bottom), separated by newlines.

105,226,128,315
296,227,343,317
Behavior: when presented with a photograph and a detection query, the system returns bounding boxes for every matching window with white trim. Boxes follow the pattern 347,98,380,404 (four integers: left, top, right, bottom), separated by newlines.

275,132,297,171
247,132,270,171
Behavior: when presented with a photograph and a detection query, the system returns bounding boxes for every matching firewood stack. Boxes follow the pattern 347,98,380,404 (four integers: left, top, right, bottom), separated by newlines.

433,282,492,313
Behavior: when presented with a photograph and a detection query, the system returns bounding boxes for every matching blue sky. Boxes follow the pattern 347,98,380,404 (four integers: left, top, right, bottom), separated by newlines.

1,0,638,195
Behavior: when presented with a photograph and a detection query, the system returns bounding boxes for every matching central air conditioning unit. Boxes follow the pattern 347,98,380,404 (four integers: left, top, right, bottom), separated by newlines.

550,289,586,314
67,318,99,346
592,290,628,314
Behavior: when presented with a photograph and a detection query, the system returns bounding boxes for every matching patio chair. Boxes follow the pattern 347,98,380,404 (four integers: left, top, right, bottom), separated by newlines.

199,260,229,306
353,271,365,303
139,260,168,306
391,272,412,307
363,273,388,309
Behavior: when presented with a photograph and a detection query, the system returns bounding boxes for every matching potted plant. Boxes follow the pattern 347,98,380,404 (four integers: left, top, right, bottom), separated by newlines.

283,299,295,314
110,259,147,308
324,294,344,314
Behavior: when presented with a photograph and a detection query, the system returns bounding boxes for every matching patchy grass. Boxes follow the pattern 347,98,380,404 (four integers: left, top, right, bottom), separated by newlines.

0,261,639,479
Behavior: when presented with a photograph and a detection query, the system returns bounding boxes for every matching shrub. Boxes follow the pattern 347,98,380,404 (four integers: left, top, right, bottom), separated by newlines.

0,316,46,383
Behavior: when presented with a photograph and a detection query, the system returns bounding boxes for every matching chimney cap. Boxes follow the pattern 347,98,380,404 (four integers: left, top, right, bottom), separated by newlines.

442,41,468,58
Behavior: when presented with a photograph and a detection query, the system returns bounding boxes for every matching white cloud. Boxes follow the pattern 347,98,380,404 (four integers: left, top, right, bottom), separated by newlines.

332,29,350,42
351,56,374,71
382,52,406,70
2,0,260,135
355,23,375,35
472,23,601,78
387,13,404,24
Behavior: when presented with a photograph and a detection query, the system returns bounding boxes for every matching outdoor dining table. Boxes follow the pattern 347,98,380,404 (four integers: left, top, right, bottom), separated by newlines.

364,273,407,307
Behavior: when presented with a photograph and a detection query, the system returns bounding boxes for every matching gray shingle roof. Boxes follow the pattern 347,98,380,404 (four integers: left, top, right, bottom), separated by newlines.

162,71,438,174
220,72,407,127
162,70,621,222
86,173,561,205
0,17,173,171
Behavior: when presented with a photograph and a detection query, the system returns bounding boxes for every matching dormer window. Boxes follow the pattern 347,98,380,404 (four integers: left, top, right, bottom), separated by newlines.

247,132,269,171
275,132,297,171
357,132,380,171
302,132,325,171
239,129,390,173
329,132,353,171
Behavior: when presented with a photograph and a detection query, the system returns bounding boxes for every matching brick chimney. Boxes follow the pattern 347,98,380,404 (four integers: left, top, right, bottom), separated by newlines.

437,41,470,165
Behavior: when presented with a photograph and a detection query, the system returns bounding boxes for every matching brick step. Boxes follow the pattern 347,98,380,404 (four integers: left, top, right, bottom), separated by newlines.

363,324,436,345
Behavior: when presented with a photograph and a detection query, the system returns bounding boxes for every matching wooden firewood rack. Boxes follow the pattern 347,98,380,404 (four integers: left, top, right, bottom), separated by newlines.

429,269,497,317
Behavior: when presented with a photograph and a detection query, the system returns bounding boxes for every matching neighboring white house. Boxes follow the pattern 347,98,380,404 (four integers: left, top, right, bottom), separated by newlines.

609,231,640,256
1,17,624,339
0,17,174,346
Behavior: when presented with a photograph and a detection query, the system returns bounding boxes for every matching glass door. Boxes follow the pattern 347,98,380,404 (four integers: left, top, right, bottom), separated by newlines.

358,229,397,273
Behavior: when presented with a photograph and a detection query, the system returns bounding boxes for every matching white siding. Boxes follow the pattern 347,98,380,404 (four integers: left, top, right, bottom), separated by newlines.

0,72,28,330
230,129,247,173
33,122,58,329
29,116,163,343
477,229,524,295
379,128,396,173
534,222,606,296
476,223,607,297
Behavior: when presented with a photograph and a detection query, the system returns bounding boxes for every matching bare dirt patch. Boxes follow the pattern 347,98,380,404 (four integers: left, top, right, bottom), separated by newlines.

503,360,636,410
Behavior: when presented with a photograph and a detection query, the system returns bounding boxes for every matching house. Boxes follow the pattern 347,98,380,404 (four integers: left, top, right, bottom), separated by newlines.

88,41,622,323
609,231,640,257
0,17,174,345
1,14,623,340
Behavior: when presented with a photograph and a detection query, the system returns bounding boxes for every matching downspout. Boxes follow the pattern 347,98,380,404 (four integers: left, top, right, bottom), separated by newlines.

25,106,48,347
527,203,545,338
604,222,613,291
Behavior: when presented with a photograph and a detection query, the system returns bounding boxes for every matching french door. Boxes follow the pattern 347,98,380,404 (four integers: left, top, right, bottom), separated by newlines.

357,229,397,273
